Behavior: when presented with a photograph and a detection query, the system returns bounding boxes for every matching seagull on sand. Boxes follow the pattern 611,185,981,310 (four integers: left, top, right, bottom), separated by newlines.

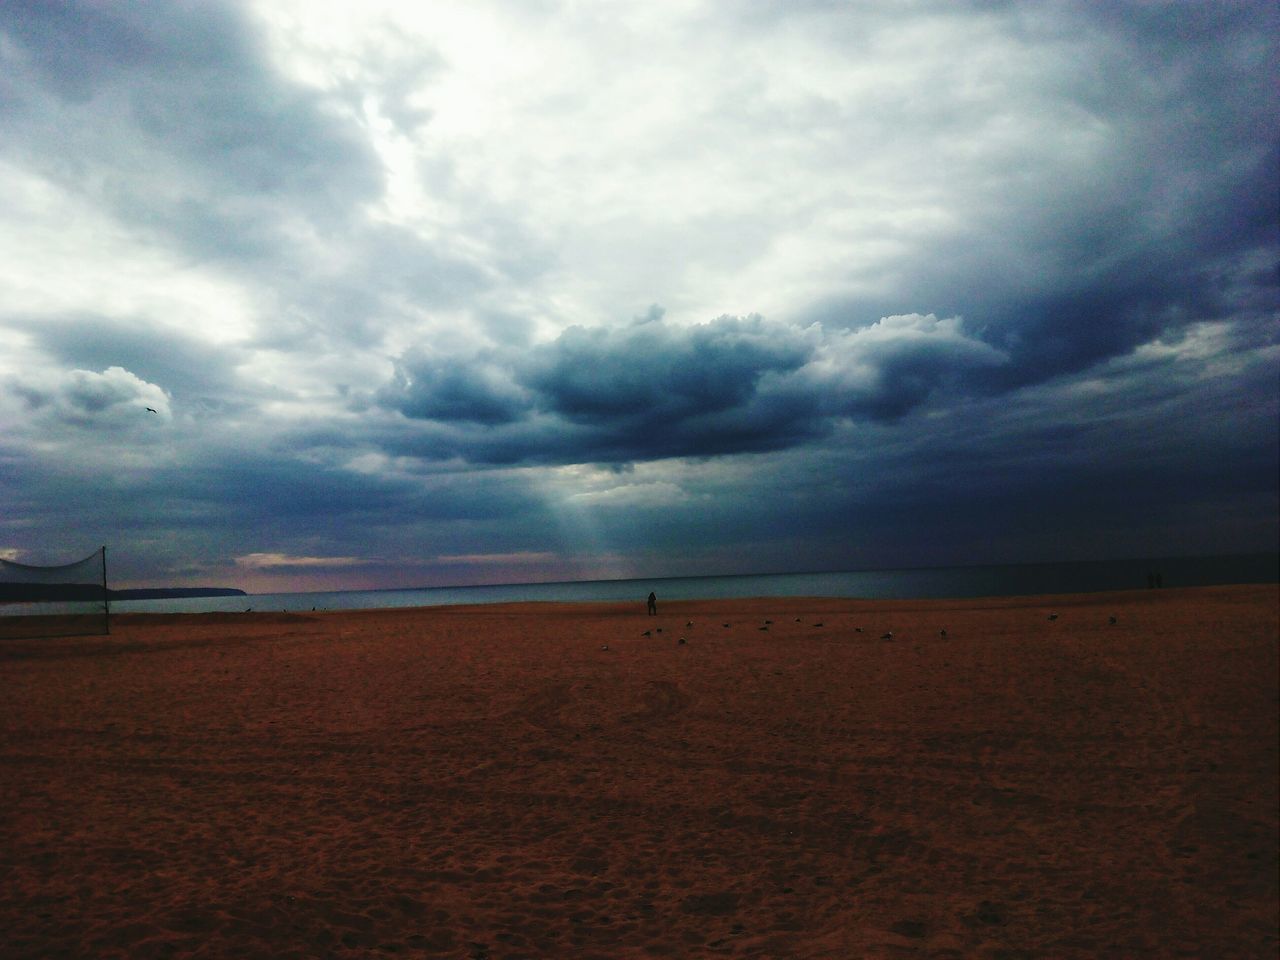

1047,614,1059,621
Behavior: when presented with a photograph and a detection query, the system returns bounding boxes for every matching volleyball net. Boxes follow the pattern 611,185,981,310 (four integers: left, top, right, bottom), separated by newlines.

0,547,109,639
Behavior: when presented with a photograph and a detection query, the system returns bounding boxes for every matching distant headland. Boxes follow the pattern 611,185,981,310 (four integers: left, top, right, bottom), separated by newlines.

108,587,248,601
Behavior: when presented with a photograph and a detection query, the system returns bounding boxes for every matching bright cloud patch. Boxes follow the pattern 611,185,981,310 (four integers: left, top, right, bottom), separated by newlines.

9,366,170,428
235,552,375,569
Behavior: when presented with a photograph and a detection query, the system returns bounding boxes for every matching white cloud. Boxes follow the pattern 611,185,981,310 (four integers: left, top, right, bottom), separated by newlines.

9,366,170,428
0,163,258,350
234,552,375,569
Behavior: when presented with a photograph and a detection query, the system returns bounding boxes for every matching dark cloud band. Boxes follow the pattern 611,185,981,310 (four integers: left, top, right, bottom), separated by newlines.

377,311,1008,464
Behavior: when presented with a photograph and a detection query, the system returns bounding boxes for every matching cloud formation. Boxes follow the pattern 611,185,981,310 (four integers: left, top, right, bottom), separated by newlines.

0,0,1275,588
10,365,169,428
378,311,1011,464
235,553,375,570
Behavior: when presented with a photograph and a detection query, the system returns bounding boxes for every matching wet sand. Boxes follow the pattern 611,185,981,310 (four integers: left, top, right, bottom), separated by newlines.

1,585,1276,958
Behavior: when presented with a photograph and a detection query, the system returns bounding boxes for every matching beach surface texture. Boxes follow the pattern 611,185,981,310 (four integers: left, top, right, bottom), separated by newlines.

2,585,1276,958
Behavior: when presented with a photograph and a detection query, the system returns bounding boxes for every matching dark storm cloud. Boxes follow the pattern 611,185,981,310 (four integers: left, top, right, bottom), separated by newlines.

377,311,1009,464
788,0,1278,403
948,4,1273,382
962,133,1279,391
564,324,1279,571
382,347,529,425
522,311,810,422
852,343,1280,563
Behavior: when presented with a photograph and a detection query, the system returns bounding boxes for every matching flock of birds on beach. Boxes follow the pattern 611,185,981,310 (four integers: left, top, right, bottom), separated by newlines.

600,610,1120,651
238,604,1118,646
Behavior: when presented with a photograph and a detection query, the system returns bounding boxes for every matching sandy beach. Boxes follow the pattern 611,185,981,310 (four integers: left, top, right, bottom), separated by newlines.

1,585,1275,958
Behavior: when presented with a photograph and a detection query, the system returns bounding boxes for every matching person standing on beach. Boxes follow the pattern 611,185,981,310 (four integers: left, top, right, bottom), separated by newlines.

647,591,657,616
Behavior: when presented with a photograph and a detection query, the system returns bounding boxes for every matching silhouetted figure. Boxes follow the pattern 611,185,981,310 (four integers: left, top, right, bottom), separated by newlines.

647,591,657,616
1156,572,1163,589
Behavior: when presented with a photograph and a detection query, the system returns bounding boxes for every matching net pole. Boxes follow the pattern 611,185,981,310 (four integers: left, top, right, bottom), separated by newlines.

102,545,110,635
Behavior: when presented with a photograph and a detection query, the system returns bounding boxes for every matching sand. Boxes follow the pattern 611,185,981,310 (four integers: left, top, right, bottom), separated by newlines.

1,585,1276,959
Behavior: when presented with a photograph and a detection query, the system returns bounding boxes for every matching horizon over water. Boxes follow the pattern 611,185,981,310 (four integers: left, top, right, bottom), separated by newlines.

109,552,1278,615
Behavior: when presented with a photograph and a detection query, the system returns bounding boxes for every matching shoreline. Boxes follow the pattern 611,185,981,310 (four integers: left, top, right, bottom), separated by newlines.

9,581,1269,641
86,551,1280,615
98,580,1280,620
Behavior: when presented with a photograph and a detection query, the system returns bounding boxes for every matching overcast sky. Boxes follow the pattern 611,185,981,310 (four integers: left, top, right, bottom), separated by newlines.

1,0,1276,592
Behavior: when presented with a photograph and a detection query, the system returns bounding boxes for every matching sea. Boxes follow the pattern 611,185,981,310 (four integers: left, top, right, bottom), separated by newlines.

103,552,1277,615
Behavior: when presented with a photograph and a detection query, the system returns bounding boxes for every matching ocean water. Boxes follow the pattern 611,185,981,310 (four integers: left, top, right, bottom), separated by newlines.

104,552,1277,615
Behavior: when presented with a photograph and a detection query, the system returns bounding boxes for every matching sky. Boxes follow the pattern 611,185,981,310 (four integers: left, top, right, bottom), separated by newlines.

0,0,1277,593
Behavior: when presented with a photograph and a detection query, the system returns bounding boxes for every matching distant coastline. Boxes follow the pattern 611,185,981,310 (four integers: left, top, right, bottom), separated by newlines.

0,585,246,603
109,587,248,601
103,551,1279,615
